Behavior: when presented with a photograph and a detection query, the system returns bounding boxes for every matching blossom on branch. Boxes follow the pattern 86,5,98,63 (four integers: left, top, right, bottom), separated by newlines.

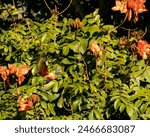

88,41,103,58
137,40,150,59
112,0,128,13
0,66,9,81
0,64,30,85
16,65,31,85
112,0,148,22
18,97,33,112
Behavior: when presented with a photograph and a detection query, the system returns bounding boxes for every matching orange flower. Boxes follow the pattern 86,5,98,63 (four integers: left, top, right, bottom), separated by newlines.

112,0,148,22
112,0,128,13
0,64,30,84
17,75,25,85
89,41,102,58
16,65,31,85
8,64,16,75
137,40,150,59
18,97,33,112
0,66,10,81
127,0,148,22
16,65,31,77
45,72,56,81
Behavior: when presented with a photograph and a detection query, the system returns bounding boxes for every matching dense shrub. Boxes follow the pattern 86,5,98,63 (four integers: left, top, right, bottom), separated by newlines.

0,1,150,120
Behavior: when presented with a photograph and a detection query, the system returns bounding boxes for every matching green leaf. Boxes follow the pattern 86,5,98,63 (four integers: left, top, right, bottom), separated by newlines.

93,9,99,16
4,46,8,53
140,104,148,114
63,46,69,56
48,103,56,115
46,109,50,116
49,94,60,102
93,109,103,120
44,80,56,90
40,92,49,101
135,100,142,108
88,110,94,120
57,97,64,108
89,25,99,36
94,15,100,22
62,58,72,64
72,43,80,53
41,101,47,109
31,66,37,76
126,105,134,118
32,77,39,85
119,103,126,113
114,99,121,110
72,98,81,112
53,82,59,93
26,87,37,95
146,108,150,115
41,33,47,42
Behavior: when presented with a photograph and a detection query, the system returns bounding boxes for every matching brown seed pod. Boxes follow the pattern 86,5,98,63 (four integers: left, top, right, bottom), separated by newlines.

28,94,40,104
70,18,83,30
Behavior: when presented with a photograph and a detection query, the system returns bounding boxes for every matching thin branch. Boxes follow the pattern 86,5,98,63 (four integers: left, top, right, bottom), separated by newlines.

115,14,128,30
119,27,138,31
139,27,147,39
58,0,72,15
43,0,52,12
103,47,107,92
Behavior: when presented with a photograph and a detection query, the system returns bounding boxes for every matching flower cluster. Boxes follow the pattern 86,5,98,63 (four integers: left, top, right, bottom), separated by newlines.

0,64,30,85
112,0,148,22
18,94,40,112
88,40,103,58
18,97,33,112
137,40,150,60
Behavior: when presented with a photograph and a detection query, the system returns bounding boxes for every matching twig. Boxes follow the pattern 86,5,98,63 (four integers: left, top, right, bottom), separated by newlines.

115,14,128,30
43,0,52,12
43,0,72,15
119,27,138,31
3,80,6,90
58,0,72,15
103,47,107,92
139,27,147,39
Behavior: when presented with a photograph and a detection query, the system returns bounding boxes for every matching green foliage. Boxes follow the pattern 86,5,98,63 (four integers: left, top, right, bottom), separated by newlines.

0,6,150,120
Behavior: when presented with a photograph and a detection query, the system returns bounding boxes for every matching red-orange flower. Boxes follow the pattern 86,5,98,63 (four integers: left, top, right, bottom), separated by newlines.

137,40,150,59
112,0,148,22
16,65,31,85
0,64,30,84
8,64,16,75
112,0,128,13
45,72,56,81
89,41,103,58
0,66,10,81
127,0,148,22
18,97,33,112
